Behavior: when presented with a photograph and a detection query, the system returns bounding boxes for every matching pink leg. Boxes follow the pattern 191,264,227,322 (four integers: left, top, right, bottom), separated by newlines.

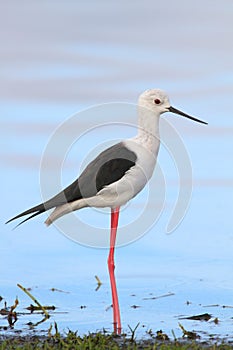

107,206,122,334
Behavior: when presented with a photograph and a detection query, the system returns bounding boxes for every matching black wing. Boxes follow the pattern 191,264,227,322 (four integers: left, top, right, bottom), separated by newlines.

6,142,137,226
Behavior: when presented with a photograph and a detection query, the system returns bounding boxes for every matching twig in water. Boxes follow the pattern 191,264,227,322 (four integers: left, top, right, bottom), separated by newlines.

17,283,49,319
95,275,102,291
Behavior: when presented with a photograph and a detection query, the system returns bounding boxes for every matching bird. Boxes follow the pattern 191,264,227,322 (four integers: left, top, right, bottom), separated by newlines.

6,89,207,334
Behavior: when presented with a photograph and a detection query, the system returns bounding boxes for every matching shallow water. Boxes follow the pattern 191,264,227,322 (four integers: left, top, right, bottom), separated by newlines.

1,0,233,341
2,276,233,341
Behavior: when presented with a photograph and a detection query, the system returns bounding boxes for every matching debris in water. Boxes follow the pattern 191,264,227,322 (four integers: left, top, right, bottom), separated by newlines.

50,287,70,294
179,323,200,339
26,304,56,313
156,329,169,341
17,283,49,319
143,292,175,300
95,275,102,291
179,313,212,321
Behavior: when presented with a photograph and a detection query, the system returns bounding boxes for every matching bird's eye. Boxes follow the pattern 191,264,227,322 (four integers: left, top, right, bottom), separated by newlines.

154,99,161,105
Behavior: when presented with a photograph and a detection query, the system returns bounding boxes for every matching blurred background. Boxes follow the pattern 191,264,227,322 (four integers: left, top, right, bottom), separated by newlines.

1,0,233,339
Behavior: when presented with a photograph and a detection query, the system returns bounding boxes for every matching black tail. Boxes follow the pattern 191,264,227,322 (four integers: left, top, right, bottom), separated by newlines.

6,166,85,227
5,190,68,227
5,181,81,227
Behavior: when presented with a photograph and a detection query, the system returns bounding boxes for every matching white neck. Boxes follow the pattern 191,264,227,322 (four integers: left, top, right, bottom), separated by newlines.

133,106,160,154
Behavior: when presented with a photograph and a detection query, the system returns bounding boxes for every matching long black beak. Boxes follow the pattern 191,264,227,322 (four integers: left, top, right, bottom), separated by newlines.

168,106,208,125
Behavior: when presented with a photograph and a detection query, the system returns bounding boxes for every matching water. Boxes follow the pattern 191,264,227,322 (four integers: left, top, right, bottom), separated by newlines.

1,0,233,341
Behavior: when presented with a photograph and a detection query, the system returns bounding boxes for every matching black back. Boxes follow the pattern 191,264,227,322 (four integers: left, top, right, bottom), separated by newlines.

59,142,137,202
6,142,137,225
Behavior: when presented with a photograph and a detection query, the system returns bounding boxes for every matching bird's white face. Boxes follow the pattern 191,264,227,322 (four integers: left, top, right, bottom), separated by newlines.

138,88,208,125
138,89,171,115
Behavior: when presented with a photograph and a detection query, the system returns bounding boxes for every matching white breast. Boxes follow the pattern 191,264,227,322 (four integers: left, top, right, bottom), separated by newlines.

123,137,160,192
94,137,160,208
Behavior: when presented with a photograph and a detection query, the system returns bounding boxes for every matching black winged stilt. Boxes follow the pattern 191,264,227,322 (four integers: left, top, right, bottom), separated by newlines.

6,89,207,334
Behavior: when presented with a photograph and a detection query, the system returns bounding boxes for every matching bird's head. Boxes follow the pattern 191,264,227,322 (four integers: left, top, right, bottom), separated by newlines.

138,89,207,125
